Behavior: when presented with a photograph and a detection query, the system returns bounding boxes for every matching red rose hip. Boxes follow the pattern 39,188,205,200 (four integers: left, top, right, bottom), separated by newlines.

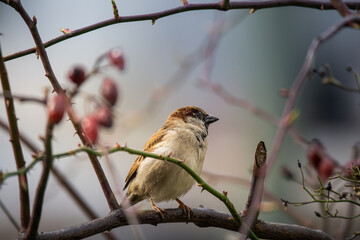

95,106,113,128
82,115,98,144
108,48,125,70
68,65,86,86
48,94,66,124
101,78,118,106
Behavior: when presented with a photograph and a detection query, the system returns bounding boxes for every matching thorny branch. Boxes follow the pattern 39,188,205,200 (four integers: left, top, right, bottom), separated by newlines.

35,207,334,240
26,120,54,239
0,44,30,230
2,1,360,62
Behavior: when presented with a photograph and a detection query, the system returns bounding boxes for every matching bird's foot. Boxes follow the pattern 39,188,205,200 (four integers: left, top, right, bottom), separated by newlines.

149,198,165,219
176,198,192,221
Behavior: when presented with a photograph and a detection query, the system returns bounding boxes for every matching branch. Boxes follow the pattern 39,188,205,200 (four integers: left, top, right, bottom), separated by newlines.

0,91,46,104
5,0,119,211
34,207,334,240
26,120,54,239
0,43,30,230
242,142,267,231
0,199,20,231
3,1,360,62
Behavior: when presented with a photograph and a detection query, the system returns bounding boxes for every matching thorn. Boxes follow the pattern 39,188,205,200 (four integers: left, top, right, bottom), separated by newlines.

39,135,45,142
239,209,247,217
249,8,256,14
115,142,121,148
177,158,185,163
77,143,81,147
32,16,37,25
222,190,228,197
68,150,76,155
73,131,78,137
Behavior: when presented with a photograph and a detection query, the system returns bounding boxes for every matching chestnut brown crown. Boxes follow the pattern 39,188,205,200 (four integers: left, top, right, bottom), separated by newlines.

168,106,218,126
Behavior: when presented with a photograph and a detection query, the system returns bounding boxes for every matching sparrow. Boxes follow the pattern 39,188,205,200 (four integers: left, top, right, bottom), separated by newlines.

121,106,218,219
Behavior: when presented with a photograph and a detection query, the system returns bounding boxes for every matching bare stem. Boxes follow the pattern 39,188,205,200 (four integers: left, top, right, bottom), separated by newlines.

25,120,54,239
0,43,30,230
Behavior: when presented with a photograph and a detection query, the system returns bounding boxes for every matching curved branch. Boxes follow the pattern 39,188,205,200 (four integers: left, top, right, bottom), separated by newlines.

35,207,334,240
3,1,360,62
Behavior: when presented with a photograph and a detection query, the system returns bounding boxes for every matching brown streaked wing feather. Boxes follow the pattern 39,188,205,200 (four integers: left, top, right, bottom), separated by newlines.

123,129,166,190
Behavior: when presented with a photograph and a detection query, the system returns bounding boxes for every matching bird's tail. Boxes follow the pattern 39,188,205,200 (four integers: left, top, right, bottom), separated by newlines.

120,193,144,209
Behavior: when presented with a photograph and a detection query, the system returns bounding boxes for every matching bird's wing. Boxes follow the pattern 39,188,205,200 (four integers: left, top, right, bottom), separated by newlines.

123,129,166,190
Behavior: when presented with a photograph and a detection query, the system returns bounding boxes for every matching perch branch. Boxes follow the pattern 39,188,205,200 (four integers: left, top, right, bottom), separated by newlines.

35,207,334,240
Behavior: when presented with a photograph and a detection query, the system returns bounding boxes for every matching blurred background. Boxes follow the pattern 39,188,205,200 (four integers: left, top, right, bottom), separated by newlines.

1,0,360,239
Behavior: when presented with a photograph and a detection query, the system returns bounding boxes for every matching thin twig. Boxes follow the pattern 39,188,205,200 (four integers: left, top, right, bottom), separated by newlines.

0,199,20,231
25,120,54,239
0,43,30,230
0,91,46,104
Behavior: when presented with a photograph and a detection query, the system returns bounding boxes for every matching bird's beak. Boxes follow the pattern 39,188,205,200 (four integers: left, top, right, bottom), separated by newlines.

205,115,219,125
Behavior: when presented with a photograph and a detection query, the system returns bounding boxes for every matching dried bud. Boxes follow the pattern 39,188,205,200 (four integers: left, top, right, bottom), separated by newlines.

108,48,125,70
101,78,119,106
95,106,113,128
325,182,332,191
81,116,98,144
68,65,86,86
297,160,302,168
47,94,66,124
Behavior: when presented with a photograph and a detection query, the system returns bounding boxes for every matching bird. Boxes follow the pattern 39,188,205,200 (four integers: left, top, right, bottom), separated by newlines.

121,106,218,219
